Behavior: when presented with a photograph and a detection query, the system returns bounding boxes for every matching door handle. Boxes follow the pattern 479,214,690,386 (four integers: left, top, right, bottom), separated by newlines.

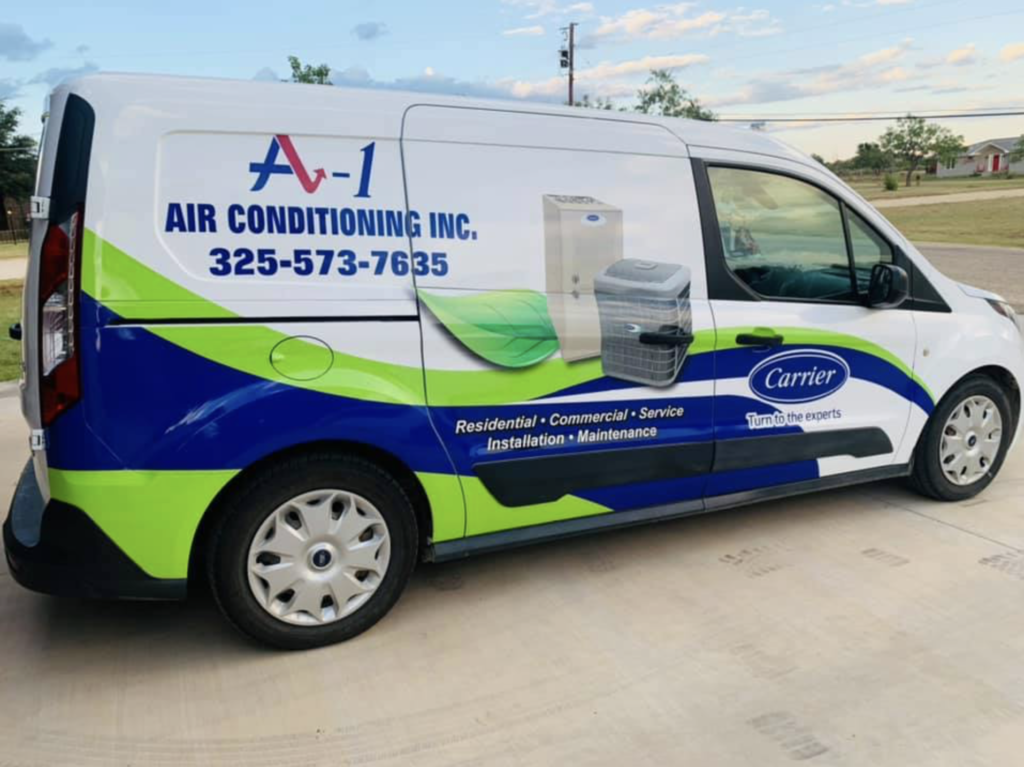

639,331,695,347
735,331,784,348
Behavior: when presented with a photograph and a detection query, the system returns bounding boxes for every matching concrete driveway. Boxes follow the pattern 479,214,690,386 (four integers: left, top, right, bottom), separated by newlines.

0,257,26,282
3,394,1024,765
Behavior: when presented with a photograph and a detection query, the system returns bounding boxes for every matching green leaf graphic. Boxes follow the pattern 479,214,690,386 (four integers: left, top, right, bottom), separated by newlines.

418,289,560,368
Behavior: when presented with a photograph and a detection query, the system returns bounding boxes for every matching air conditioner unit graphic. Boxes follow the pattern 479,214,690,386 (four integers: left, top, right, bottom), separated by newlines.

594,259,693,387
543,195,623,361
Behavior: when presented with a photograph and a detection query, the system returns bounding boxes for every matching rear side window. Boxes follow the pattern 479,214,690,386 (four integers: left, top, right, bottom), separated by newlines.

707,166,889,304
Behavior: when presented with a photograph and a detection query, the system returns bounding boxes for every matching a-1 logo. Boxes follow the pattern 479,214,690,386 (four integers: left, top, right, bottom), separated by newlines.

248,135,375,197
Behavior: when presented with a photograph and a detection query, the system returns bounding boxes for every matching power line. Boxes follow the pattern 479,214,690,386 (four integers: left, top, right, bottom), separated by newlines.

718,110,1024,123
720,105,1024,118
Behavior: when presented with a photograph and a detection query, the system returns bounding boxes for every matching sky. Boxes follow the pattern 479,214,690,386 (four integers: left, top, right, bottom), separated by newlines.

1,0,1023,159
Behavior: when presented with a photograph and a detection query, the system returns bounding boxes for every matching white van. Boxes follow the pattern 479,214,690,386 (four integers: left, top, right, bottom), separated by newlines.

5,74,1021,649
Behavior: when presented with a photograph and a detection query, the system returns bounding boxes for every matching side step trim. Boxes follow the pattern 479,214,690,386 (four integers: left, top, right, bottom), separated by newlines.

428,464,911,563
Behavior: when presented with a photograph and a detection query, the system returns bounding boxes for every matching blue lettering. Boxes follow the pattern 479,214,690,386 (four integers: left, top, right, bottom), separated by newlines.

165,203,187,232
339,208,356,236
197,204,217,233
249,137,293,192
266,206,287,234
227,204,245,234
455,213,471,240
247,205,265,234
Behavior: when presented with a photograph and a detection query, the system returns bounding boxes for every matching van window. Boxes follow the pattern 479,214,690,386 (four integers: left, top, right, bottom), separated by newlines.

847,208,893,292
708,167,856,303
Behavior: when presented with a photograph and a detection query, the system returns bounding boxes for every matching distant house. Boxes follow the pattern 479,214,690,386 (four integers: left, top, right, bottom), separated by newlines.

937,137,1024,178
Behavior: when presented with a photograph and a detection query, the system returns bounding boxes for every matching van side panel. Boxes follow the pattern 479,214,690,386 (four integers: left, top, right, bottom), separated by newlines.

34,80,467,581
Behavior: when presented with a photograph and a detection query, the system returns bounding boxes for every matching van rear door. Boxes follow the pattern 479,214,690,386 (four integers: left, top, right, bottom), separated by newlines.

19,89,94,500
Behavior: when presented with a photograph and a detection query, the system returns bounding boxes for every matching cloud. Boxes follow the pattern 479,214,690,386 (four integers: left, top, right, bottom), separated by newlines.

999,42,1024,62
857,38,913,66
709,38,915,106
252,67,280,82
502,25,545,36
716,9,784,38
875,0,913,5
260,48,706,109
331,65,547,102
28,62,99,88
946,43,977,66
581,4,781,45
509,53,710,98
503,0,594,19
0,22,52,61
0,79,20,100
352,21,389,41
879,66,908,82
74,44,90,56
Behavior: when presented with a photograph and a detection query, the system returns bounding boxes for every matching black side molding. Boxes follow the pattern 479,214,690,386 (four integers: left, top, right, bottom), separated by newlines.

712,427,893,473
473,442,714,507
472,427,894,508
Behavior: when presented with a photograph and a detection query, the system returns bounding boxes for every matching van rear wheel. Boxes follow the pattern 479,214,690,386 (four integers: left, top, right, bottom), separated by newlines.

207,453,418,649
910,375,1013,502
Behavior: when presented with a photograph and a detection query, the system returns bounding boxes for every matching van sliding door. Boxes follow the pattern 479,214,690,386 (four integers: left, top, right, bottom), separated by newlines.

401,106,718,538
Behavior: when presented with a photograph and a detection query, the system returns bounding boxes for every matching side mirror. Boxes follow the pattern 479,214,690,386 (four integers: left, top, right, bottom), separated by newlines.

866,263,909,309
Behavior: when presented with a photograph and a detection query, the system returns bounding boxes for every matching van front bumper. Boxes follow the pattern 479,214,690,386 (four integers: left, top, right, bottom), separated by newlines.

3,460,186,600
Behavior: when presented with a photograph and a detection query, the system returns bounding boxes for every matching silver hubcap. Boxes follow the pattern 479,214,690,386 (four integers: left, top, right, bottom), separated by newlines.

247,489,391,626
940,395,1003,487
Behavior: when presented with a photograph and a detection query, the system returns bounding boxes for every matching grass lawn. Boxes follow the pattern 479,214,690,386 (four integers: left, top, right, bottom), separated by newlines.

848,175,1024,202
883,197,1024,248
0,241,28,259
0,280,23,382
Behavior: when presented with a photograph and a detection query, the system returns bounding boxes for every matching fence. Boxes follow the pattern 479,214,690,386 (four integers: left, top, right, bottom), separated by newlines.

0,228,30,246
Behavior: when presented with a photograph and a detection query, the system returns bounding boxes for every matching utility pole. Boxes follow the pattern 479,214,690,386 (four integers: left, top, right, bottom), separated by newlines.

560,23,577,106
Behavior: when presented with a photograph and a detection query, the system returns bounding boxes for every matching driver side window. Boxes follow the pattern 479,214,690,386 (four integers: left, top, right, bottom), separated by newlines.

708,166,875,303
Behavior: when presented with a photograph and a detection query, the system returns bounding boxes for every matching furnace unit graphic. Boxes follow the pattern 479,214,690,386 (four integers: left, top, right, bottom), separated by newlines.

543,195,623,361
594,259,693,387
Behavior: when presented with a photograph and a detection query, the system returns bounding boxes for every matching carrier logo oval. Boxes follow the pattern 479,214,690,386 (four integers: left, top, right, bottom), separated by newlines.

749,349,850,404
582,213,606,226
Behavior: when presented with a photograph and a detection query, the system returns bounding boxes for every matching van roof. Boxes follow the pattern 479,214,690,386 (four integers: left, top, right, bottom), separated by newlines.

61,72,813,165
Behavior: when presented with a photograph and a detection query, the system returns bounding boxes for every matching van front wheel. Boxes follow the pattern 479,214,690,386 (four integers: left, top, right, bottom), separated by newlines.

207,453,418,649
910,375,1013,502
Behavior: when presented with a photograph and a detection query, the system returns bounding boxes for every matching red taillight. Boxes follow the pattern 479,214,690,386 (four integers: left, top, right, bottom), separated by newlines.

39,206,82,426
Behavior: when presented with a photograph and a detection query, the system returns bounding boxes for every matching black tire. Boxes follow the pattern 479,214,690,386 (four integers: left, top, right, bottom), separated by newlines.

909,374,1014,502
207,452,418,650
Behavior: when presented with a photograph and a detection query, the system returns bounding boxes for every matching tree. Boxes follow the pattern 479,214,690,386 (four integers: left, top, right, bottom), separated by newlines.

851,142,891,175
288,56,332,85
0,102,37,232
573,94,617,111
634,70,716,121
1010,135,1024,164
879,116,964,187
811,153,827,165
